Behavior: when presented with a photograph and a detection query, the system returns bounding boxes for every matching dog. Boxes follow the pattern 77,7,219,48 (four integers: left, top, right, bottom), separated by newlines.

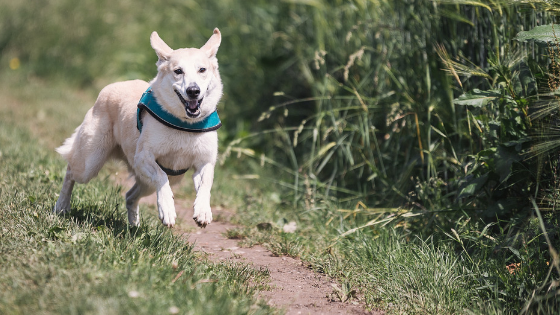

54,28,223,228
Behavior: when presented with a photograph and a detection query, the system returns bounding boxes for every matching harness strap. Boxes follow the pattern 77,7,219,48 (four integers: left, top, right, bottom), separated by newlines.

156,161,189,176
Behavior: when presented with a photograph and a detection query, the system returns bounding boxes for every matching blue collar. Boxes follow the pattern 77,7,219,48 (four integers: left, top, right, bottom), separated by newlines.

137,87,222,133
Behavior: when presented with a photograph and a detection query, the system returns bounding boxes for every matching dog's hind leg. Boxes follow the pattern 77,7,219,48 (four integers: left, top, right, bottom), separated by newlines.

54,107,116,214
54,165,75,213
57,106,117,184
125,180,155,226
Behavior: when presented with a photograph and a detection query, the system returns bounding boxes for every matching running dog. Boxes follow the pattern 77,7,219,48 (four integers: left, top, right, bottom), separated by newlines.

54,28,223,227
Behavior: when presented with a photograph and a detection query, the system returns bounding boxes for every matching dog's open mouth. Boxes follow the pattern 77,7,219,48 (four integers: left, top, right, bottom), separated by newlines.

175,90,203,118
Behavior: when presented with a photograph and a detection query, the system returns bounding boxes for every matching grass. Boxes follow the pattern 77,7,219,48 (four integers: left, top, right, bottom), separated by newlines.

0,74,277,315
1,47,558,315
1,67,551,314
216,185,560,314
212,143,560,313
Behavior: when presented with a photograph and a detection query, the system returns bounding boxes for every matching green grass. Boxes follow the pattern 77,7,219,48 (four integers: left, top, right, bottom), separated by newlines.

217,190,560,314
2,71,555,314
0,77,276,315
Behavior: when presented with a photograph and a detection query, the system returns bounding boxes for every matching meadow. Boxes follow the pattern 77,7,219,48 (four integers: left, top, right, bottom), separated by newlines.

1,0,560,313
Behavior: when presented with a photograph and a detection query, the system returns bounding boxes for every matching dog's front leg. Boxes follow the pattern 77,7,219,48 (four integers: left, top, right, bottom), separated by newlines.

134,151,177,227
192,163,215,227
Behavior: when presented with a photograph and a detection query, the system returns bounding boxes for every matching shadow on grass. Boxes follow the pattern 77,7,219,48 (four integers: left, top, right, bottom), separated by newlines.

59,187,148,239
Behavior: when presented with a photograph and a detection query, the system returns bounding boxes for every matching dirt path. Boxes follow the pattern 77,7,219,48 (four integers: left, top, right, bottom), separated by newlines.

117,174,382,315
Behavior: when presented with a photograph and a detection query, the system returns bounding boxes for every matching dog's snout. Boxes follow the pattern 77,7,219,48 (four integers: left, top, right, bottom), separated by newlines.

186,85,200,99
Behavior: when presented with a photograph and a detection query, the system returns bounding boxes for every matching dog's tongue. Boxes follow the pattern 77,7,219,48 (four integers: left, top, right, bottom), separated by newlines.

187,100,198,110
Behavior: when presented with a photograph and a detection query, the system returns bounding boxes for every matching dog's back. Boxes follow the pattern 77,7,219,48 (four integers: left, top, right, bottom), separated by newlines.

56,80,149,183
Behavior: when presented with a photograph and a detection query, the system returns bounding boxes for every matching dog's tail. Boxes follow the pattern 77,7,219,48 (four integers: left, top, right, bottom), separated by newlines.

55,125,80,162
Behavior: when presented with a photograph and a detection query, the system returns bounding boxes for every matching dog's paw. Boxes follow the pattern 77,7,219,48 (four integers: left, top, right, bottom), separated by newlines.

193,203,212,228
127,206,141,227
53,199,70,214
157,189,177,227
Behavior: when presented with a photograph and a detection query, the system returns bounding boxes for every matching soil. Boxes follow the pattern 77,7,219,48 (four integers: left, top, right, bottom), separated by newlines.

116,174,384,315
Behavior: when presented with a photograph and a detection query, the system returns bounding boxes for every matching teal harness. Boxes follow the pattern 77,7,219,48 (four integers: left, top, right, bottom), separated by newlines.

137,87,221,133
136,87,222,176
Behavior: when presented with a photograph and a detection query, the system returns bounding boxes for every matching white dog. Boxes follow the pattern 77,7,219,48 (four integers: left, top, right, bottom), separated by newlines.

54,29,223,228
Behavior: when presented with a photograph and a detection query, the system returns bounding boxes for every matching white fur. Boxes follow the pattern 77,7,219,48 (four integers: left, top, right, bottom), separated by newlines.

54,29,223,227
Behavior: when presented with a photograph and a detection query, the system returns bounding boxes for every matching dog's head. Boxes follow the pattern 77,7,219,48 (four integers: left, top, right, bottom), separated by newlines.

149,29,223,122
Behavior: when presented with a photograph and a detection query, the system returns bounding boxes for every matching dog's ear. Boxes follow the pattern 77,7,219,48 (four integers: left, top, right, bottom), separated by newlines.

150,32,173,64
201,28,221,59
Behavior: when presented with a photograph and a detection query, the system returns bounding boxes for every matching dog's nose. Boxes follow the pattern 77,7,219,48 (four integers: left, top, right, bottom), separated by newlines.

186,86,200,99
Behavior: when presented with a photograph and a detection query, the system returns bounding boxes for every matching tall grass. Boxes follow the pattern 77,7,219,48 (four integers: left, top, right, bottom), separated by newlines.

221,0,552,221
216,1,560,313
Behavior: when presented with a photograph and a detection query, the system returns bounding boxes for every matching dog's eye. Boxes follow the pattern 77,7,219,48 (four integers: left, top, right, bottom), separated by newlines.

174,69,183,75
199,68,206,73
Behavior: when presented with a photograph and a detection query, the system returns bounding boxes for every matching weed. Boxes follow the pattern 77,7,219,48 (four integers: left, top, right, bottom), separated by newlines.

267,232,303,258
225,228,247,240
328,281,357,303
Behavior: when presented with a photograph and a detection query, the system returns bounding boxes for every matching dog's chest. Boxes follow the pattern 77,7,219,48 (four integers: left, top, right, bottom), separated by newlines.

143,127,217,170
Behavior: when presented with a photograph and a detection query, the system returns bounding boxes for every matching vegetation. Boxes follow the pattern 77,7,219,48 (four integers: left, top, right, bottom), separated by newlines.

0,79,274,314
2,0,560,314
